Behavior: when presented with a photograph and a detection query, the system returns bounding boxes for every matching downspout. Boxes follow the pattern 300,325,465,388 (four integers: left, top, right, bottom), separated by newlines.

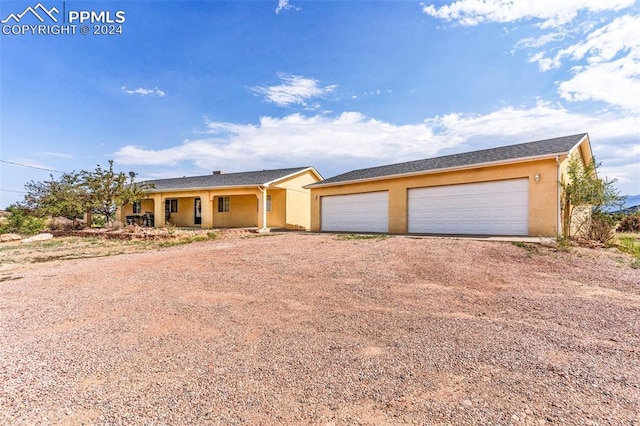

258,185,269,232
556,156,561,237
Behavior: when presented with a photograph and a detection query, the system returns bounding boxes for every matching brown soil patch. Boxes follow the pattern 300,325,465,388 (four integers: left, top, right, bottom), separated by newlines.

1,232,639,424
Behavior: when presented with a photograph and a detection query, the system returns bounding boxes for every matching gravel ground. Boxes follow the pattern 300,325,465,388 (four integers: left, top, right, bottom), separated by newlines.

1,233,639,425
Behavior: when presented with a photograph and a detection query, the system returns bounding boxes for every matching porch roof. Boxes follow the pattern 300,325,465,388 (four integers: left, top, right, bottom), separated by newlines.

142,167,317,192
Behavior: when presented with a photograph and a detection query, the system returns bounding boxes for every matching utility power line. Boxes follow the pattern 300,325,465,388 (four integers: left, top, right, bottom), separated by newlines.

0,159,64,173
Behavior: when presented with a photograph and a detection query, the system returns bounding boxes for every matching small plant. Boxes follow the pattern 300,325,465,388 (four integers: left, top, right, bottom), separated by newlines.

556,236,572,252
512,241,539,256
166,222,176,235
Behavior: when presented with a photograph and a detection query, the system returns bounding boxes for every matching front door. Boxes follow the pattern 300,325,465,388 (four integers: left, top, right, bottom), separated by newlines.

194,198,202,225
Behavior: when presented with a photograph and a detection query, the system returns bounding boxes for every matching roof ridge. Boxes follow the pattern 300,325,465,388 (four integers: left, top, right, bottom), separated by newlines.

145,166,310,183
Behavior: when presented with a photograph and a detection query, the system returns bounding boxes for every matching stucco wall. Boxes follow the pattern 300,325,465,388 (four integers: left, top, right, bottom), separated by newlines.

267,189,286,228
310,159,562,236
272,169,319,230
213,194,258,228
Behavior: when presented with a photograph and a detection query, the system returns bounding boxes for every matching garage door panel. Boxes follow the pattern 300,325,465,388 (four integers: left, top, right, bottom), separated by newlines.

408,179,529,236
322,191,388,233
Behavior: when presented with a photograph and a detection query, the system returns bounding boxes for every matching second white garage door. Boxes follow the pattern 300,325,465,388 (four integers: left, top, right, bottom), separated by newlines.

408,179,529,235
321,191,388,233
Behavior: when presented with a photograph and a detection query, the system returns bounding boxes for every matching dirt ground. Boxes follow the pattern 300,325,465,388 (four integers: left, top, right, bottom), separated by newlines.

1,232,639,425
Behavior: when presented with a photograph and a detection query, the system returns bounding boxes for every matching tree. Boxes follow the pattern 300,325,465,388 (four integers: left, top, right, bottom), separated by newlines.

79,160,151,224
21,172,85,223
20,160,152,226
560,156,624,239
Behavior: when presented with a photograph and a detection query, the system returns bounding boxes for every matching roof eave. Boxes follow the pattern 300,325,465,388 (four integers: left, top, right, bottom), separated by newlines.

264,167,323,187
309,152,571,189
146,183,263,193
567,133,590,156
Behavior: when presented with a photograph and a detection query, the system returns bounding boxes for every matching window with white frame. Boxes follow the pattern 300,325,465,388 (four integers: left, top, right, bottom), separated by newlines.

218,196,230,212
168,199,178,213
133,201,142,214
266,194,272,212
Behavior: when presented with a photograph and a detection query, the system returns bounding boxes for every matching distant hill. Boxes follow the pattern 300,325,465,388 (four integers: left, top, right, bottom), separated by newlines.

608,194,640,214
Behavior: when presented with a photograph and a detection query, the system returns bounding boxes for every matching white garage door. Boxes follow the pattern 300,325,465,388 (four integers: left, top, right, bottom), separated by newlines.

408,179,529,235
321,191,389,233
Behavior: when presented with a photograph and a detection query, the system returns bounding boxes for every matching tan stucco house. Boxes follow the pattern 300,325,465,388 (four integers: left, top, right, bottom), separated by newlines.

308,133,594,237
118,167,322,230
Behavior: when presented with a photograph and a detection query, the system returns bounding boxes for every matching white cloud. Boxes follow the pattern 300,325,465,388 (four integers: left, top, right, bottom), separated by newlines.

121,86,166,97
114,104,639,193
516,31,566,49
275,0,300,14
425,2,640,114
538,14,640,69
422,0,635,28
248,74,337,108
532,14,640,112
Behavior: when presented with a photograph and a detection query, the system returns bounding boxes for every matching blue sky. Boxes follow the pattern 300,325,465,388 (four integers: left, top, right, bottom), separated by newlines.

1,0,639,208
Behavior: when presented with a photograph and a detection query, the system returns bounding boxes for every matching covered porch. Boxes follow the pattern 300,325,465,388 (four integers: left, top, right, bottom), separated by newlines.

119,187,285,230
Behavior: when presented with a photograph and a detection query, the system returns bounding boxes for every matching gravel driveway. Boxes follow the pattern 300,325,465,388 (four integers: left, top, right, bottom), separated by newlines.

1,233,639,425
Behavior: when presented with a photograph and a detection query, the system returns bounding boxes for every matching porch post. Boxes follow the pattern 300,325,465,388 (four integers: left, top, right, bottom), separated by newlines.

153,194,164,228
258,186,268,232
201,192,214,229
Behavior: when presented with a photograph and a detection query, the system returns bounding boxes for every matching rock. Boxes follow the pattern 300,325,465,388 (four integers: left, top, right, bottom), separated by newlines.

1,233,21,242
21,233,54,244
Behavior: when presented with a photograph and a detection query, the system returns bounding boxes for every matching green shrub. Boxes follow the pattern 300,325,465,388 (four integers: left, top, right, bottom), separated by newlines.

91,215,107,228
0,207,46,236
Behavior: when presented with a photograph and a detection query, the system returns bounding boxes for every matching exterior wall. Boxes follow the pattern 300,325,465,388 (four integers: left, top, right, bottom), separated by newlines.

310,159,562,236
285,188,311,230
267,189,287,228
213,194,259,228
271,169,319,230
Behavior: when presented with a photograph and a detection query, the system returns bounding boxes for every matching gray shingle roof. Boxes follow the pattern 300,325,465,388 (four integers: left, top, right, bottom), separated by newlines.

314,133,588,186
143,167,313,191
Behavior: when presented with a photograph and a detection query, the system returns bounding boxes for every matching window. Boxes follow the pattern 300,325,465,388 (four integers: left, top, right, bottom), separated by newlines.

132,201,142,214
168,199,178,213
266,194,272,212
218,196,230,212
